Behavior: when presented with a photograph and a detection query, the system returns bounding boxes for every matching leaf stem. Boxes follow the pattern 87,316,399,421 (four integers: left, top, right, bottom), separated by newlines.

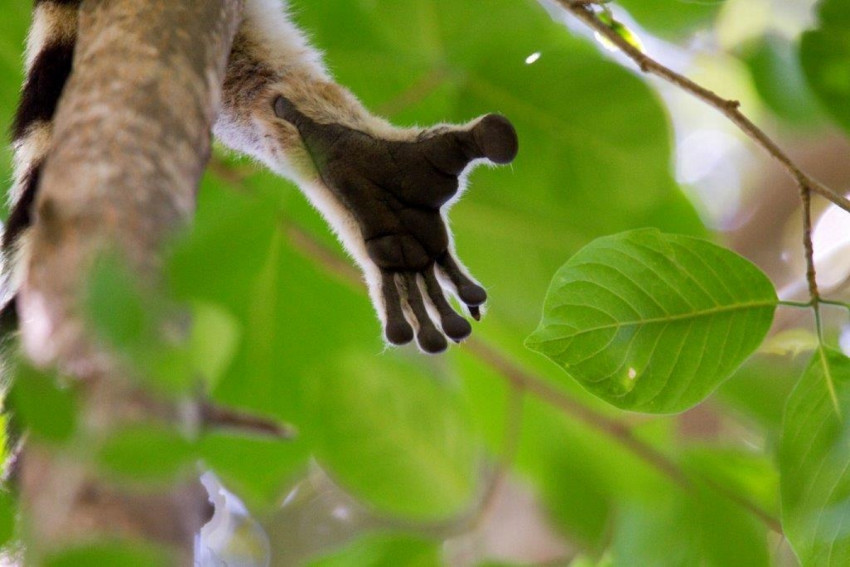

820,299,850,313
199,399,297,439
778,300,814,309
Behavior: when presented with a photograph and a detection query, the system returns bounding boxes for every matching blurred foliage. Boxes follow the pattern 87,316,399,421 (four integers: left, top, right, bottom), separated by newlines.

741,33,824,126
615,0,727,38
43,542,174,567
780,349,850,565
306,534,440,567
801,0,850,134
9,362,77,444
2,0,850,565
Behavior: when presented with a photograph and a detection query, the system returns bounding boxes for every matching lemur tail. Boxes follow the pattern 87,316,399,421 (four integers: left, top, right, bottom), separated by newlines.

1,0,80,334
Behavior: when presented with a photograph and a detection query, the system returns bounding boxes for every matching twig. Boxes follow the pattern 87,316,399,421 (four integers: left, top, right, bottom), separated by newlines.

465,340,783,533
558,0,847,422
800,188,820,304
555,0,850,216
797,189,838,412
200,400,297,439
821,299,850,313
465,339,688,488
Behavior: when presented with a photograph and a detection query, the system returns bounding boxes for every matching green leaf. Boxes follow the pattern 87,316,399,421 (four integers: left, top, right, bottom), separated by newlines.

99,425,196,484
0,490,16,548
199,432,309,512
612,482,769,566
86,256,194,396
615,0,725,38
780,348,850,566
800,0,850,135
187,301,241,390
10,363,77,444
170,180,376,424
717,354,803,433
526,229,777,413
307,533,440,567
308,352,477,521
597,9,645,53
86,255,149,350
568,555,613,567
683,447,779,521
44,541,173,567
742,34,822,126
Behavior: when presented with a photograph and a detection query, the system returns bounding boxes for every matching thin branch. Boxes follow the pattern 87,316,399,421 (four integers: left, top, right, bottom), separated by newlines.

557,0,847,422
200,400,297,439
555,0,850,216
778,300,814,309
820,299,850,313
464,339,688,488
467,341,783,533
800,188,820,304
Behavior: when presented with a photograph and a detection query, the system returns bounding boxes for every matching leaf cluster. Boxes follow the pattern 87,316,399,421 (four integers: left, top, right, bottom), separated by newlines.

1,0,850,565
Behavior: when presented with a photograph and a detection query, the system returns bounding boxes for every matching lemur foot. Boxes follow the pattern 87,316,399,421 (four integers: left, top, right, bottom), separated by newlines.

273,96,517,353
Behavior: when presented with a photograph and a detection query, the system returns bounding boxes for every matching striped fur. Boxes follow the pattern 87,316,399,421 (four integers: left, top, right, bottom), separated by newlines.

5,0,498,351
2,0,80,332
4,0,383,334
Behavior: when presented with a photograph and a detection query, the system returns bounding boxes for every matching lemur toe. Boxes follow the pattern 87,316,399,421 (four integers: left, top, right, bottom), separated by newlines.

425,114,518,171
404,273,446,354
423,268,471,342
437,252,487,310
472,114,518,164
469,306,482,321
418,328,448,354
381,272,413,345
442,315,472,342
458,283,487,307
386,319,414,345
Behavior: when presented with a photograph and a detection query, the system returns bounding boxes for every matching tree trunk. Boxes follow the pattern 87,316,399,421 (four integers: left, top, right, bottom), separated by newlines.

17,0,243,562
